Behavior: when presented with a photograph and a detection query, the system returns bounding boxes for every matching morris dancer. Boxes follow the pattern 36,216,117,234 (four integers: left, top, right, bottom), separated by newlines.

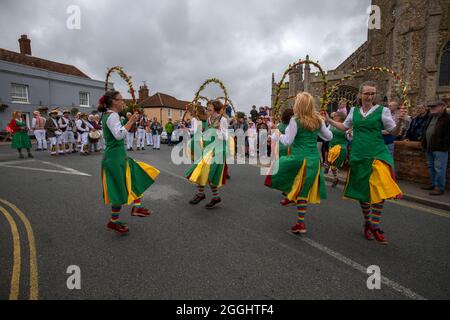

326,81,407,245
98,91,160,234
185,100,229,209
265,93,332,234
9,110,33,159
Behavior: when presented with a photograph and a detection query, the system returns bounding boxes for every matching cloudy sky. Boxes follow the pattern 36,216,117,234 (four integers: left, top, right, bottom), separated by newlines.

0,0,371,113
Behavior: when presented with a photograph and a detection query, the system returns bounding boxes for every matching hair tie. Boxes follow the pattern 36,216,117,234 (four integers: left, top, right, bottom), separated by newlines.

99,95,106,105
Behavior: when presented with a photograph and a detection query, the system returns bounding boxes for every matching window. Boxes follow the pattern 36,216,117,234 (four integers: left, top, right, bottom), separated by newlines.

179,110,183,117
439,41,450,86
79,92,90,107
11,84,29,103
168,109,172,117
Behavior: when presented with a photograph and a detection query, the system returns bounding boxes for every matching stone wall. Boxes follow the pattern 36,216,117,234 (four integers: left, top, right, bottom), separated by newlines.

394,141,450,190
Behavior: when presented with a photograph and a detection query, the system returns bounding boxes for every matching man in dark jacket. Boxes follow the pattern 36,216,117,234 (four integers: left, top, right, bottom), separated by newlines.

421,101,450,196
405,104,430,141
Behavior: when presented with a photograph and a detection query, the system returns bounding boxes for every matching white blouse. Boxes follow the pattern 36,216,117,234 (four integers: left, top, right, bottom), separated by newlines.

190,117,202,136
343,105,397,132
106,112,128,141
272,117,333,146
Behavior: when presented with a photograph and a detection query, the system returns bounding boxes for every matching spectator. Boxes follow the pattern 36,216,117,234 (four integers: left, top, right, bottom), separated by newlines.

165,118,175,146
259,107,267,117
421,100,450,196
250,105,259,123
405,104,430,142
337,99,348,116
383,99,411,156
247,121,257,158
151,117,162,150
225,104,233,118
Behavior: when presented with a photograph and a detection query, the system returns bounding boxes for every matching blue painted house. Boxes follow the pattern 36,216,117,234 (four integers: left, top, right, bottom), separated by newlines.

0,35,110,132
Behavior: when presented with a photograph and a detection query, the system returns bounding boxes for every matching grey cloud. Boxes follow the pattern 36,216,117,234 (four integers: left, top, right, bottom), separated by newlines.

0,0,371,112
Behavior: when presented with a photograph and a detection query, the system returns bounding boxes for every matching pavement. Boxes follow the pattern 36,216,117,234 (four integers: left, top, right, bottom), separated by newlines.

0,143,449,300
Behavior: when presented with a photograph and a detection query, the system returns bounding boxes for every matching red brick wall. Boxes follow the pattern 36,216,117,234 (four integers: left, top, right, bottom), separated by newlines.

394,141,450,190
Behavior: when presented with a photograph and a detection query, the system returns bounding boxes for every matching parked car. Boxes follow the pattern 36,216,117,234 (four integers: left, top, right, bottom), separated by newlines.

161,130,182,145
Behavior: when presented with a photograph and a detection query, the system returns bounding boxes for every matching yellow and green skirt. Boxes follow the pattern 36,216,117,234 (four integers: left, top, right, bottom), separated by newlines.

102,157,160,205
344,159,402,204
328,144,347,168
265,155,327,204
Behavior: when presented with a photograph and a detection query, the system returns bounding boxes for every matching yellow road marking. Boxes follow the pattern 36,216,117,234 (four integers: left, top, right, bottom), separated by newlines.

0,205,21,300
0,199,39,300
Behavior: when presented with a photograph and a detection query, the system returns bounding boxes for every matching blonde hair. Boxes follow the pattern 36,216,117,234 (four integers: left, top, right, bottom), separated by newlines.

293,92,322,132
12,111,22,119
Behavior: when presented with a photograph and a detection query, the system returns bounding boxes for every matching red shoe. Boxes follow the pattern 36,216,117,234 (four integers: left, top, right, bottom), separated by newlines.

280,198,295,207
364,223,374,241
371,228,388,245
291,222,307,234
131,206,151,217
107,221,129,234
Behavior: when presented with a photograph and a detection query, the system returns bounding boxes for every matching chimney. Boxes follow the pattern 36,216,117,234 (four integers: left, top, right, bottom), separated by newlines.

18,35,31,55
139,83,149,101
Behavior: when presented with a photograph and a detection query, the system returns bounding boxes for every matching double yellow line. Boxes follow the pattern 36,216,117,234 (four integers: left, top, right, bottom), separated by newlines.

0,199,38,300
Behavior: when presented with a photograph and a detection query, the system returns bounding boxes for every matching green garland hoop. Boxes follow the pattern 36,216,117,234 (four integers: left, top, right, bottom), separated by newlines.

184,78,236,122
327,66,410,111
194,78,236,114
105,66,137,113
273,58,328,120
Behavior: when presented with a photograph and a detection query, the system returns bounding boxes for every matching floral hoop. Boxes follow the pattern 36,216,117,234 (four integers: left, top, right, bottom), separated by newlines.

105,66,137,113
327,66,410,111
273,58,328,121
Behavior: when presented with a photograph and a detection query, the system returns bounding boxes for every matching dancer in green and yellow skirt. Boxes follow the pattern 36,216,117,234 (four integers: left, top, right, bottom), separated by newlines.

265,93,332,234
327,112,348,187
8,111,33,159
185,100,229,209
98,91,160,234
327,81,407,245
277,108,296,207
187,103,208,163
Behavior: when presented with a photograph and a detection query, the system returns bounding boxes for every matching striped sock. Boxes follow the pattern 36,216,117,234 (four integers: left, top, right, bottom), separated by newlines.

331,166,338,178
211,186,220,200
197,186,205,197
360,202,371,223
133,199,143,208
370,201,384,229
296,199,308,223
111,205,121,223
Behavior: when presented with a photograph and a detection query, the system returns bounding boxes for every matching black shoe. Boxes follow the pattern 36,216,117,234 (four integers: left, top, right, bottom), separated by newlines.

205,198,222,209
421,185,435,191
137,147,141,151
19,153,25,159
189,194,206,205
141,148,145,151
28,153,34,158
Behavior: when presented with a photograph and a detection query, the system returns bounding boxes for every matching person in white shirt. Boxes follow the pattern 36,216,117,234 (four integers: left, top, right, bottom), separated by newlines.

185,100,230,209
76,113,94,155
267,92,333,235
136,113,147,151
31,111,47,151
59,110,76,154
